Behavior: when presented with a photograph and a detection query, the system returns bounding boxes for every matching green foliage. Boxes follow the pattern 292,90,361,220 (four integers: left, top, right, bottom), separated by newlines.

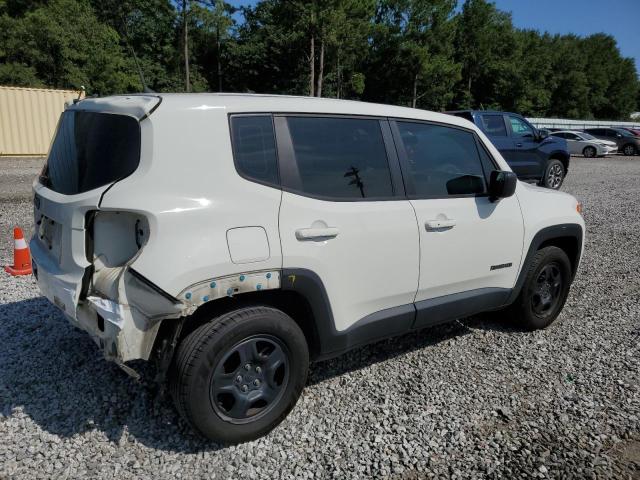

0,0,638,119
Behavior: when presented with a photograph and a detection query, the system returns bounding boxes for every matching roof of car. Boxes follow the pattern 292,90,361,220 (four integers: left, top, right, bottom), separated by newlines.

444,109,512,115
73,93,482,131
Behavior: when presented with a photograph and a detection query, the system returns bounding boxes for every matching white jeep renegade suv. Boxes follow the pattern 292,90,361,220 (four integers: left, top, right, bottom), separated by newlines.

31,93,584,443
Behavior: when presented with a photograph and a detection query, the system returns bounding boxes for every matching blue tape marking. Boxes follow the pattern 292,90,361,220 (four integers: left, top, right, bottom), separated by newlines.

266,272,272,279
227,288,233,296
256,284,262,290
239,275,245,282
185,292,192,300
210,281,216,288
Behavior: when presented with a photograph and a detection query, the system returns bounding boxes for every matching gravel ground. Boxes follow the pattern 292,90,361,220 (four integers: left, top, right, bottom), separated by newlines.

1,156,639,479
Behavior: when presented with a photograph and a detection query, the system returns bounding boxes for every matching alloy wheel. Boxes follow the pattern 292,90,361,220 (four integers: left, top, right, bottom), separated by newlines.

546,164,564,189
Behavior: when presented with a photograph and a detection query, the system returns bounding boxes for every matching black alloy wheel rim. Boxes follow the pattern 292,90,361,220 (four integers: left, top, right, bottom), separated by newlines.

210,335,290,424
624,145,635,156
531,263,563,317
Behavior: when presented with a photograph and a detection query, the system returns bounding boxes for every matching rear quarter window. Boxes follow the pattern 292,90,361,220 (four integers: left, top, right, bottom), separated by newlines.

230,115,279,187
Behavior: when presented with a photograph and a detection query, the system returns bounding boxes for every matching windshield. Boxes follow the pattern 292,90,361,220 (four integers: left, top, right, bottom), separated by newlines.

615,129,633,137
41,111,141,195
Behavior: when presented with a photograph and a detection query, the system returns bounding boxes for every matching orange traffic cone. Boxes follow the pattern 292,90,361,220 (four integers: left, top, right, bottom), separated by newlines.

4,227,32,276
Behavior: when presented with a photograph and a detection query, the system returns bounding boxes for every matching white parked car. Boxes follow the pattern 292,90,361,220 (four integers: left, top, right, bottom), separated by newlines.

550,130,617,157
31,94,585,443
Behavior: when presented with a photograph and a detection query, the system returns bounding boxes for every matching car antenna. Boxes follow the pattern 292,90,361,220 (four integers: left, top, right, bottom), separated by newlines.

119,13,156,94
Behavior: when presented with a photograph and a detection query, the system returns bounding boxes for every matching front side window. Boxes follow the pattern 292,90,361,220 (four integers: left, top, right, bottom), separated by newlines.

508,116,535,137
396,121,488,198
480,114,507,136
284,116,393,199
230,115,279,186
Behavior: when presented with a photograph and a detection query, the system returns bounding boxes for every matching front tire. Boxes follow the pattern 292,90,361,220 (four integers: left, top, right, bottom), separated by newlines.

508,246,572,330
582,146,596,158
622,144,636,156
541,159,565,189
169,306,309,444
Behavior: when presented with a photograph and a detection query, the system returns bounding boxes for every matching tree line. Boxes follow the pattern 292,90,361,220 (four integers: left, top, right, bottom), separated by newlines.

1,0,639,120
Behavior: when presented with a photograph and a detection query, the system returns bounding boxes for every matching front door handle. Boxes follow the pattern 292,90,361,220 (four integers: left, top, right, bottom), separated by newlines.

516,142,523,147
295,227,339,240
425,219,456,230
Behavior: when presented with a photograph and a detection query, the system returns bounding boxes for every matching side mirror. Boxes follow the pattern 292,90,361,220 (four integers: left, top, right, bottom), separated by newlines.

537,129,549,140
488,170,517,202
617,134,623,138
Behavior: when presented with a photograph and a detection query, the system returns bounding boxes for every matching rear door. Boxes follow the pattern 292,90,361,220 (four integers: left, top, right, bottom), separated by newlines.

562,132,583,155
391,119,523,328
276,115,420,338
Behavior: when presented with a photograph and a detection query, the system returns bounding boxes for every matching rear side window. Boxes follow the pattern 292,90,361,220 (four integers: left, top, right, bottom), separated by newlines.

396,121,488,198
479,114,507,136
230,115,279,186
43,111,140,195
284,117,393,199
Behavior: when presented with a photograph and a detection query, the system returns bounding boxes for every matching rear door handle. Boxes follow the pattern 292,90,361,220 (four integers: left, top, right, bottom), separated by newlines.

516,142,523,147
425,219,456,230
295,227,339,240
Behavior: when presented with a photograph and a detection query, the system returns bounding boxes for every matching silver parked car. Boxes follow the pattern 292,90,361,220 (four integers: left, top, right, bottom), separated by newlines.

550,130,617,157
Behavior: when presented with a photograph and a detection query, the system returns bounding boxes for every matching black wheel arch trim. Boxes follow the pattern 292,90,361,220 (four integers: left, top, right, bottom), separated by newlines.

505,223,583,306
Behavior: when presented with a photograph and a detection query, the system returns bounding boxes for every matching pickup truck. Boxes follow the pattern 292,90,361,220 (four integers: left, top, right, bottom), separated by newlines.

446,110,570,189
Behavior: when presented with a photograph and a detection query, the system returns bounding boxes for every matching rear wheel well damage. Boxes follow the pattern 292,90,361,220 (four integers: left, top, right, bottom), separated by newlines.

151,289,321,374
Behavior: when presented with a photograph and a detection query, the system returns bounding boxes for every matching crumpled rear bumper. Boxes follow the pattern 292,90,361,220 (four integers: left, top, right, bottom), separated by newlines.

33,240,185,363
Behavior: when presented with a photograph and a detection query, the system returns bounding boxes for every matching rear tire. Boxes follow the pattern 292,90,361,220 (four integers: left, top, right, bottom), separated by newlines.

622,144,636,156
169,306,309,444
541,159,565,189
582,146,596,158
507,246,572,330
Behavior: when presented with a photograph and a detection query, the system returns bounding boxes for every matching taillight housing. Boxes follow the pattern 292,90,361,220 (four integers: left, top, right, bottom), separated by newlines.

88,211,149,268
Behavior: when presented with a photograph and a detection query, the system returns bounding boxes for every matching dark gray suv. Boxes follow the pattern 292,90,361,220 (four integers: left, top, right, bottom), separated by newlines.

583,128,640,156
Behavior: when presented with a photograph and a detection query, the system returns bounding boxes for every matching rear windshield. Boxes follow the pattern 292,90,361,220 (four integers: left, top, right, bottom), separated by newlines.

41,111,141,195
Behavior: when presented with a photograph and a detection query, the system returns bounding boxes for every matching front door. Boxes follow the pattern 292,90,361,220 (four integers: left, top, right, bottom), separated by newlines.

506,115,543,178
276,115,420,337
391,119,524,328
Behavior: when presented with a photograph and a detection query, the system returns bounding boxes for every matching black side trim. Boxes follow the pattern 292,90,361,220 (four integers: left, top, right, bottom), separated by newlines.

505,223,583,305
282,268,415,358
282,269,513,361
413,288,510,330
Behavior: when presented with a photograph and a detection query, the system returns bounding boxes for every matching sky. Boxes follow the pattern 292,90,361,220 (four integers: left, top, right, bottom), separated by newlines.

226,0,640,72
492,0,639,71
